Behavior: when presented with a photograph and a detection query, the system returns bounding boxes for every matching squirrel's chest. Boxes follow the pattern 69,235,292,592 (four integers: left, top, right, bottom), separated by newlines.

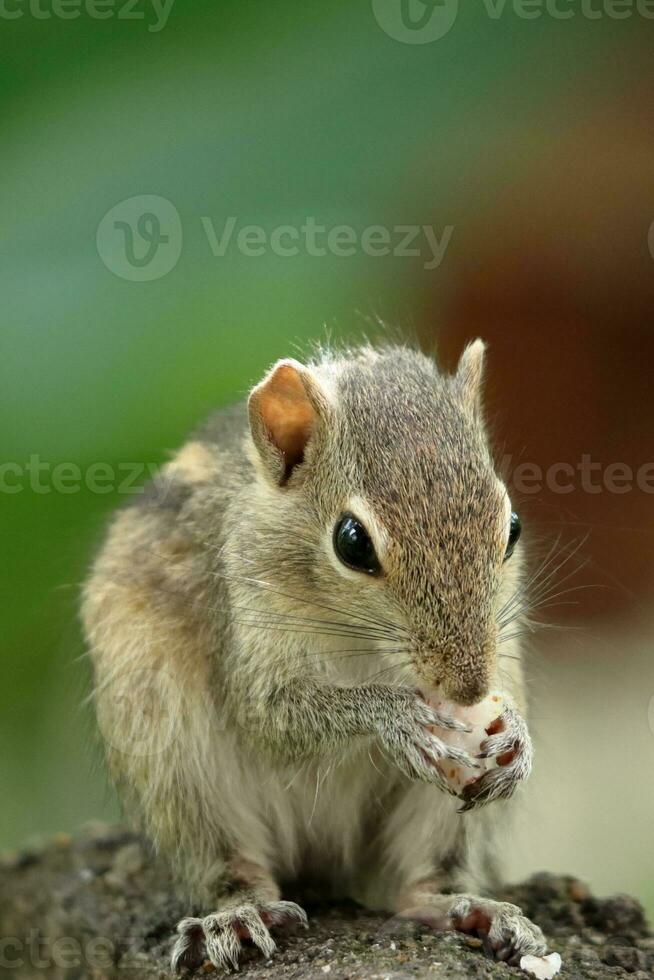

258,743,400,881
258,745,459,908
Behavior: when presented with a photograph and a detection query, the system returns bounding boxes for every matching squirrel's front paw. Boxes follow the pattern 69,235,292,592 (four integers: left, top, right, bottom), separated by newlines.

171,900,307,973
458,703,533,812
378,690,479,790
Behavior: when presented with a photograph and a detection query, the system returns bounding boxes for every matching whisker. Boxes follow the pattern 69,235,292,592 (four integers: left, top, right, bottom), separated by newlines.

306,647,411,670
497,533,563,620
221,549,410,636
230,604,402,641
500,571,598,632
526,580,604,612
497,534,591,634
233,620,399,642
364,659,415,684
528,535,590,596
213,568,410,637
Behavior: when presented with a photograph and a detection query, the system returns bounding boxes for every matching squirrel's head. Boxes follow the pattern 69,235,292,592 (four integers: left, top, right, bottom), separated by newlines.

247,342,521,706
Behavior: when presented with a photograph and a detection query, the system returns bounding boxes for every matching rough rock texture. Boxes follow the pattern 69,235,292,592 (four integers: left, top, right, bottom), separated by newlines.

1,825,652,979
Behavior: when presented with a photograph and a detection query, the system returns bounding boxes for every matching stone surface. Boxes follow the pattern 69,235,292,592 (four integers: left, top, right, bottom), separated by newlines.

0,825,652,979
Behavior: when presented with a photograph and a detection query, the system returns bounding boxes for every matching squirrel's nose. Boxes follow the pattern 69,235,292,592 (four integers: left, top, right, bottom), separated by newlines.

436,639,495,706
416,633,496,705
415,657,491,706
442,674,490,707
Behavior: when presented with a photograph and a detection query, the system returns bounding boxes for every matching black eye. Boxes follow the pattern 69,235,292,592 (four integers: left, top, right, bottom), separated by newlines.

504,511,521,561
333,513,381,575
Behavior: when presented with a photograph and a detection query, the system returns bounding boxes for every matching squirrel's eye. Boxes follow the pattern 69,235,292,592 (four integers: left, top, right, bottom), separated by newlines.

504,511,522,561
333,514,380,575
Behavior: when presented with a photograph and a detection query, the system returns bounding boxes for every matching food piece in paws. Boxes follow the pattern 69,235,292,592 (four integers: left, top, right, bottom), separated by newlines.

424,691,505,794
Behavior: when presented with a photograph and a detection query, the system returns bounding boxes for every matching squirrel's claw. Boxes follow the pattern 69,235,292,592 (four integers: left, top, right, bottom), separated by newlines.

457,706,533,812
171,901,307,974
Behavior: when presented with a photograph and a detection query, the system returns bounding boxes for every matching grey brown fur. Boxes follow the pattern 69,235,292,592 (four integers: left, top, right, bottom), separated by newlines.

82,341,546,972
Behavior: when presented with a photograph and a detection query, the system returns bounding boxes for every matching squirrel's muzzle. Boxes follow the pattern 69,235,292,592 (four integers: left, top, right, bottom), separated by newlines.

440,672,491,707
419,637,496,707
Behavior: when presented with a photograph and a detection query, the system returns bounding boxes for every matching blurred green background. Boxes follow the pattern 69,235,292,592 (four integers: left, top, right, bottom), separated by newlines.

2,0,653,916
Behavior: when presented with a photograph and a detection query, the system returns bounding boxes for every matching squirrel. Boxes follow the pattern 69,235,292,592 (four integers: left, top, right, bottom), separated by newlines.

82,339,547,972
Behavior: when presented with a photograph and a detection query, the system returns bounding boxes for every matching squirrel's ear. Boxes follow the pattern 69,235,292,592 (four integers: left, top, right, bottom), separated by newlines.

248,358,328,485
455,339,486,416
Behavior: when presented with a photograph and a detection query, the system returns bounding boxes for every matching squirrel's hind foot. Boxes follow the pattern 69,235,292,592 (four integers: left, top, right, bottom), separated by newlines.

396,892,547,967
171,900,308,974
449,895,547,966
